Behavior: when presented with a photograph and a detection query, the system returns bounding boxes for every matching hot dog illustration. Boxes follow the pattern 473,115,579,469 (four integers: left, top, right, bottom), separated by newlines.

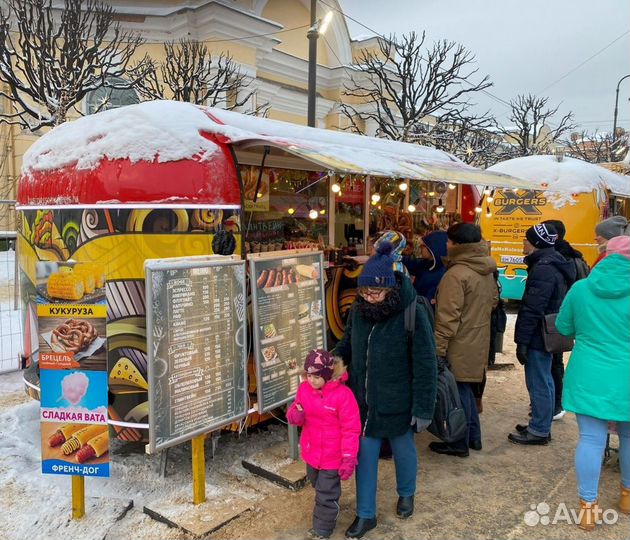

61,424,108,455
264,269,276,288
48,423,84,447
75,432,109,463
274,268,283,287
256,269,269,288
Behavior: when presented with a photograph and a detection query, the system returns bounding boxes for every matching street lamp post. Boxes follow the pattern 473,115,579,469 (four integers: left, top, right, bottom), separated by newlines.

307,0,318,128
613,74,630,142
307,1,333,128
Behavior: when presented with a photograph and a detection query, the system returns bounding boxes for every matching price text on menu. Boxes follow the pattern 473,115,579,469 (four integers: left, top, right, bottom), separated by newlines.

146,258,247,453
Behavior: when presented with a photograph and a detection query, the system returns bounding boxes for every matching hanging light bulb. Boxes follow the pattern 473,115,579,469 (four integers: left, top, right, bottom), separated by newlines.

485,206,492,218
436,199,445,213
287,207,295,215
371,193,381,203
474,206,483,214
483,186,491,195
309,208,318,220
331,182,341,193
407,203,416,213
428,190,435,197
319,208,326,215
257,192,263,199
398,180,408,192
448,183,456,190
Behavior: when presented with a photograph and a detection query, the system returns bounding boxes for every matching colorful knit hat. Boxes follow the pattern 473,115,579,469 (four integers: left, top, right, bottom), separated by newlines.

358,241,396,288
304,349,335,382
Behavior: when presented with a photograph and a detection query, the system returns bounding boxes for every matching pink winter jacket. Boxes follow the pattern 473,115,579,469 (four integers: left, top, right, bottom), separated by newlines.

286,372,361,470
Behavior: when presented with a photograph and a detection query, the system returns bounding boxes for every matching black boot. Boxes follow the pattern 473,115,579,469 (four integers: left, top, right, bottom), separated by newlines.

469,440,482,451
396,495,414,518
428,441,469,457
345,516,377,539
508,429,549,445
515,424,552,441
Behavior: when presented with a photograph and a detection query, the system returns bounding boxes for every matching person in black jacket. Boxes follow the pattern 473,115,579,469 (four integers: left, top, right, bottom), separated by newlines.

542,219,589,420
509,223,576,445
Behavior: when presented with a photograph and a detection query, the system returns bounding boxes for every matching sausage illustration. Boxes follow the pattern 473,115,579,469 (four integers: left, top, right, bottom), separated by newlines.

264,269,276,288
274,268,283,287
256,270,269,288
281,269,289,286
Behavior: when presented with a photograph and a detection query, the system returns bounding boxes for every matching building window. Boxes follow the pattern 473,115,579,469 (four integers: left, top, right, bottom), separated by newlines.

85,77,139,114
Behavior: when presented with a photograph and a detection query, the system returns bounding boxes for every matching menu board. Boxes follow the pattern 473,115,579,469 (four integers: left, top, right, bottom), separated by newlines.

250,250,327,412
145,255,247,453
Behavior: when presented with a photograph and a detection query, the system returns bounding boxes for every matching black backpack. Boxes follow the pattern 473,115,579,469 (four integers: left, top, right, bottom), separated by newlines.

404,296,467,443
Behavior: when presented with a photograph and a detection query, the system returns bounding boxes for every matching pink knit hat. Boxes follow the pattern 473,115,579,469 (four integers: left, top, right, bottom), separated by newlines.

606,235,630,260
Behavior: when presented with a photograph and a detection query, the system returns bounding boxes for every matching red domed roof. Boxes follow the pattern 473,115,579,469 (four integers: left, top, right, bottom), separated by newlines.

18,102,240,208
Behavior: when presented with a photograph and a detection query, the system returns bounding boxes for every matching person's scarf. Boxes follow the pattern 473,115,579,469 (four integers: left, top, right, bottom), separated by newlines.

355,280,403,324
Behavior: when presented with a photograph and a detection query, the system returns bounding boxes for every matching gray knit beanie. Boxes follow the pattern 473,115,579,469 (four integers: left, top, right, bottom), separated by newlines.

595,216,629,240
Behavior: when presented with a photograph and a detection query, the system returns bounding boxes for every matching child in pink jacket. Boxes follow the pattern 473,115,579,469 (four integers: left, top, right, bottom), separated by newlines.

287,349,361,540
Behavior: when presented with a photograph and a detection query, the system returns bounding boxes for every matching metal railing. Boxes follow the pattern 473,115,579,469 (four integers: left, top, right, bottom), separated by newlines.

0,212,21,373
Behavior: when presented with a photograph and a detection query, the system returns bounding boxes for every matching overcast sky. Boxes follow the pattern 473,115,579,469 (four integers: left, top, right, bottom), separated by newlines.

338,0,630,135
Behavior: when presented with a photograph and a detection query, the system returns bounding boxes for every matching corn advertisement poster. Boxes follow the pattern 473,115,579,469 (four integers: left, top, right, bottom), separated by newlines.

37,261,109,477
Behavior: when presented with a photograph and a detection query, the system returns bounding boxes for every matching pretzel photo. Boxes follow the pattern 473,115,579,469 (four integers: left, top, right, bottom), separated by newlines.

51,318,98,354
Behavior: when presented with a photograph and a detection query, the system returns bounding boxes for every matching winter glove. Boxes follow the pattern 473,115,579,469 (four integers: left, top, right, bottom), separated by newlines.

516,344,528,366
338,457,357,481
286,403,305,426
410,416,432,433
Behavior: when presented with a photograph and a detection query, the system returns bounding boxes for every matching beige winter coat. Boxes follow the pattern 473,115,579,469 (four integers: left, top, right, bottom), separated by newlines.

434,242,498,383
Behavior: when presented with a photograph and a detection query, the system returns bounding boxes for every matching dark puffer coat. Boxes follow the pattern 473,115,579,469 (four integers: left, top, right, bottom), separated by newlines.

333,273,437,439
515,247,577,350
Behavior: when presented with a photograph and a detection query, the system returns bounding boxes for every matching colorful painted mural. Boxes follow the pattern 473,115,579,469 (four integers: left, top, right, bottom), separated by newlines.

18,207,241,441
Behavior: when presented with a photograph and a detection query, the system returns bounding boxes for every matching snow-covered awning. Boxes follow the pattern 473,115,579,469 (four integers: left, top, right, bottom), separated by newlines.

201,107,533,189
488,155,630,198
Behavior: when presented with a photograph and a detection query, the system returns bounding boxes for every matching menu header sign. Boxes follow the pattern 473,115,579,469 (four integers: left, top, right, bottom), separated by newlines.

145,255,248,453
249,250,327,412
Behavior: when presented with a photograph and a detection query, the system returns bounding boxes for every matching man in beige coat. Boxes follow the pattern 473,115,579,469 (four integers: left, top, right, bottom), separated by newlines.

430,224,498,457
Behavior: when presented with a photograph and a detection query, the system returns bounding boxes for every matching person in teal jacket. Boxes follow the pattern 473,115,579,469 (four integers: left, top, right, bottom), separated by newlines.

556,235,630,530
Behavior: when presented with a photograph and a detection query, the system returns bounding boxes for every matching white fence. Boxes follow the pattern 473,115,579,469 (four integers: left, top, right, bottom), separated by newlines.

0,233,21,373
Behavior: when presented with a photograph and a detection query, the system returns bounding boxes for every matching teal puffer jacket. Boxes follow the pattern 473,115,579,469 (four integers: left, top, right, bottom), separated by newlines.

334,274,438,439
556,254,630,422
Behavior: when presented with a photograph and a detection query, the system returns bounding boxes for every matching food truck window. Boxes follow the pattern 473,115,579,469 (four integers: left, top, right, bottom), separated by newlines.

242,165,328,253
367,180,458,252
334,176,364,250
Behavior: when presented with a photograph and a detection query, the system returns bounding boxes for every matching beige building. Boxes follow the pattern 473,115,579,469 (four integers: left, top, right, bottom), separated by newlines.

0,0,382,231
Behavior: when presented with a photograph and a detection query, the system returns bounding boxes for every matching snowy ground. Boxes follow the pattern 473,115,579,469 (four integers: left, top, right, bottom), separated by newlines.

0,314,627,540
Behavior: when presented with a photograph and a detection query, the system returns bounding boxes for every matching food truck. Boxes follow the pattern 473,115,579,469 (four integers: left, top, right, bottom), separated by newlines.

480,154,630,299
17,100,530,441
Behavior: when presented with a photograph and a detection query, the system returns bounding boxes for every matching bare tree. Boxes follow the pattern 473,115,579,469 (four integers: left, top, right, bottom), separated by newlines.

339,32,492,142
495,94,575,156
0,0,150,131
412,110,510,167
565,131,612,163
136,39,267,114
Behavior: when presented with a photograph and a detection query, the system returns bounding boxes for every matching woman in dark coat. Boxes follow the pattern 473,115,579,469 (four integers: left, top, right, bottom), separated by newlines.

334,241,437,539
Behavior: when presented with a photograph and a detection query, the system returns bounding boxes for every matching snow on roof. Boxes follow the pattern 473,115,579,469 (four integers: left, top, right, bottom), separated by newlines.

488,154,630,207
22,101,221,175
204,107,530,187
22,100,526,189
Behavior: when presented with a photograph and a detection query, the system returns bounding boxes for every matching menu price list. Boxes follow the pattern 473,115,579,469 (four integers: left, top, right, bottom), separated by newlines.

147,261,247,451
251,253,326,412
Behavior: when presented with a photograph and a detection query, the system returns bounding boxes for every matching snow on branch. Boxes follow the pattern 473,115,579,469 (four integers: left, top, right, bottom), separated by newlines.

0,0,151,131
135,39,268,115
